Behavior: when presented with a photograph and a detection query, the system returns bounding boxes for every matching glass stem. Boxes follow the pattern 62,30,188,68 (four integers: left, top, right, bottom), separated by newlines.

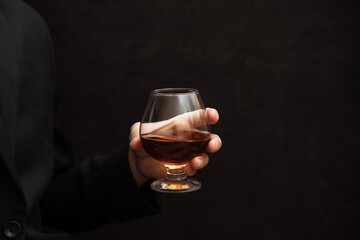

164,164,187,181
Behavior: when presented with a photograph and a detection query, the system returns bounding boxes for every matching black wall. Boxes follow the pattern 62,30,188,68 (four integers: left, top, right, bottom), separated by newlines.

25,0,360,239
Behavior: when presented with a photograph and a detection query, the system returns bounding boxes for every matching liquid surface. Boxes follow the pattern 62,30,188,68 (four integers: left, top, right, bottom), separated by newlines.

141,130,211,164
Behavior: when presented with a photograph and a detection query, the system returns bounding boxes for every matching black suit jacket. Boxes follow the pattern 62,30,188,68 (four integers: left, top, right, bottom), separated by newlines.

0,1,159,239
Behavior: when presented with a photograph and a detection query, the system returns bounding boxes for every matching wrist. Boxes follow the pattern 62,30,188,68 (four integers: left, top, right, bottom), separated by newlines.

128,149,150,187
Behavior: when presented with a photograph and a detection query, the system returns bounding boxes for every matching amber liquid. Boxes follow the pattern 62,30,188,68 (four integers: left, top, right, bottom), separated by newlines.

141,130,211,165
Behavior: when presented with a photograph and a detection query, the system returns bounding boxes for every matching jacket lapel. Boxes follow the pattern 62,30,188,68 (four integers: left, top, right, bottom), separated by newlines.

0,9,22,189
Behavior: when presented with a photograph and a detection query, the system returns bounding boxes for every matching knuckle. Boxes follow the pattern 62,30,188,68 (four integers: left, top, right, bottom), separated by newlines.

131,122,140,131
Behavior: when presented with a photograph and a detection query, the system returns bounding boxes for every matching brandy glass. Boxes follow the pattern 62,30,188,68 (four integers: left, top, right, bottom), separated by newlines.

140,88,211,193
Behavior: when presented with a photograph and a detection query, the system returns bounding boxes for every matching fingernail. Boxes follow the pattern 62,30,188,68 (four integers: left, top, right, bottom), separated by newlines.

215,140,220,150
197,158,204,168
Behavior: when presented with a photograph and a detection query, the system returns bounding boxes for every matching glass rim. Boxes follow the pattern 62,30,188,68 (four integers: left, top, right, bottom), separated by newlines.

150,88,199,96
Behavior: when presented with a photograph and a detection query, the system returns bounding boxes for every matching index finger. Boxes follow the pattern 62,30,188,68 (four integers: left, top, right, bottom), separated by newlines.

175,108,219,127
140,108,219,134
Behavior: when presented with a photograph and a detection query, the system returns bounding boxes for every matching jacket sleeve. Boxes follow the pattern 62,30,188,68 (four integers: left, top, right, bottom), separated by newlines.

40,127,161,233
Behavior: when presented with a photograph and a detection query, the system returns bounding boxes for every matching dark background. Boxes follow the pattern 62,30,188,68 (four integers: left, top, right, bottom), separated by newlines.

24,0,360,239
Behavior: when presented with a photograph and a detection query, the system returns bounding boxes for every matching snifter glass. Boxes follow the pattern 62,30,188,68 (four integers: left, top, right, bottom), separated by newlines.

140,88,211,193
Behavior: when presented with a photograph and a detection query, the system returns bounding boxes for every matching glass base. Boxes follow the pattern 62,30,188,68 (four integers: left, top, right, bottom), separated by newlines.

151,178,201,193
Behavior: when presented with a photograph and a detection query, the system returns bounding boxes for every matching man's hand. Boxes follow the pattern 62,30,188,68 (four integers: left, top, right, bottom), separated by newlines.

128,108,222,186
